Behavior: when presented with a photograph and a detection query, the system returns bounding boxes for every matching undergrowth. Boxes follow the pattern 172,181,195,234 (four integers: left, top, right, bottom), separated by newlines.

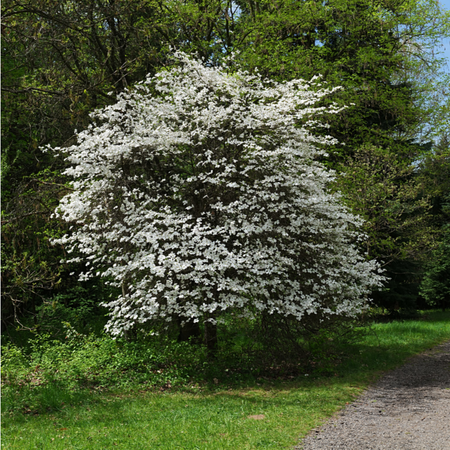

2,311,450,417
2,311,450,449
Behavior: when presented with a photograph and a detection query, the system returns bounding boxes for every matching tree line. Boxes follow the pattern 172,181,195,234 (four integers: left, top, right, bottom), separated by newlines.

2,0,450,343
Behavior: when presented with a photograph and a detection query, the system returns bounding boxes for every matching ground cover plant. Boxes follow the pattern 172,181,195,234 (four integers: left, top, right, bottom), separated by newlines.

2,311,450,450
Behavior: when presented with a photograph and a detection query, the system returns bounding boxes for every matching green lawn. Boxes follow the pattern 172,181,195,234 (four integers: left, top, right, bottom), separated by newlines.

2,311,450,450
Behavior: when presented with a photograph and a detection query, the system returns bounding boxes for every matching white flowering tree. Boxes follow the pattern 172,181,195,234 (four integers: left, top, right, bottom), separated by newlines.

52,53,385,350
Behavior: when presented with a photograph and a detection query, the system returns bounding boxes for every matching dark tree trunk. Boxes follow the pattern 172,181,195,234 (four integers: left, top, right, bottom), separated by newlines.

204,319,218,358
122,277,137,341
123,326,137,341
178,318,201,342
442,294,449,312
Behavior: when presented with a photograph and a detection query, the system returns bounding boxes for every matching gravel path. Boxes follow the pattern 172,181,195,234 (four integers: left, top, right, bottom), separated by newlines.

296,340,450,450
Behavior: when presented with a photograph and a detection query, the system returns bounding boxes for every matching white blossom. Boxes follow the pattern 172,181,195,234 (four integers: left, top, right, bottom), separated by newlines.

51,52,385,336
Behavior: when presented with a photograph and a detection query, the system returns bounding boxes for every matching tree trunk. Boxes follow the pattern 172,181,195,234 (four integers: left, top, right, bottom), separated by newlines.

178,318,201,342
122,277,136,341
204,319,218,358
123,327,137,341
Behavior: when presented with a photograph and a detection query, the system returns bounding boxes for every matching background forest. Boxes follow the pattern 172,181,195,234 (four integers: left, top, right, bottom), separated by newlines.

2,0,450,359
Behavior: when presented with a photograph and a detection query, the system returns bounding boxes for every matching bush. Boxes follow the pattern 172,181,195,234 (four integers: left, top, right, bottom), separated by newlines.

50,52,385,348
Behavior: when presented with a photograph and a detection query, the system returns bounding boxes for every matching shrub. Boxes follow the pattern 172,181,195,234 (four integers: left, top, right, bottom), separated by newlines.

50,52,385,345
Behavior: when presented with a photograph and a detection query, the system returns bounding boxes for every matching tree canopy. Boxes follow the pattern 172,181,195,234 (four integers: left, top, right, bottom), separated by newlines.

2,0,449,332
51,53,385,340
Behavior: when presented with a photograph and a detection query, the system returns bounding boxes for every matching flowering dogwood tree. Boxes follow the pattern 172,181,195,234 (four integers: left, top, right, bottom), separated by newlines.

52,52,385,342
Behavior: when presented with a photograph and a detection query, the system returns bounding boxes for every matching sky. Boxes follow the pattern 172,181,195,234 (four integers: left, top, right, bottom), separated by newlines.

438,0,450,73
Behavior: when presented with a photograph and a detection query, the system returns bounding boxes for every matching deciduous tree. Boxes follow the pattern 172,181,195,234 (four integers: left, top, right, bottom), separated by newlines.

51,54,385,351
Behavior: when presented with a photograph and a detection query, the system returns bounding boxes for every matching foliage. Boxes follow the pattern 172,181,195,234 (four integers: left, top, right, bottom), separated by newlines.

236,0,450,150
1,330,206,417
0,168,113,334
336,145,433,262
334,144,435,311
2,0,449,330
1,170,70,330
419,187,450,312
420,227,450,310
49,52,385,340
418,137,450,310
0,314,355,407
419,134,450,221
33,285,108,336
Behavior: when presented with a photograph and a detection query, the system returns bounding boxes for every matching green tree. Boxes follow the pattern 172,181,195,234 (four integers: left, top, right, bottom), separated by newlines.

3,0,449,327
235,0,450,158
334,144,435,311
420,223,450,311
419,136,450,310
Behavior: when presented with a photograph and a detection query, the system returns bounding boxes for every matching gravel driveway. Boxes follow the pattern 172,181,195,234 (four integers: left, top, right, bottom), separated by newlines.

296,340,450,450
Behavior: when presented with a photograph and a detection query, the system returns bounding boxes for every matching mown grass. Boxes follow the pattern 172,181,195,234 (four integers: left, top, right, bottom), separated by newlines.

1,382,358,449
2,311,450,450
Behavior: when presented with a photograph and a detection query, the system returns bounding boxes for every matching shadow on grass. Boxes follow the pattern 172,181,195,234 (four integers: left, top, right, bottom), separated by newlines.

1,382,104,418
3,311,450,420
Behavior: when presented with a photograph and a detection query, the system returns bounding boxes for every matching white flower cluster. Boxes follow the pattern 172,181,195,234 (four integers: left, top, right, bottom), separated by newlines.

52,52,385,336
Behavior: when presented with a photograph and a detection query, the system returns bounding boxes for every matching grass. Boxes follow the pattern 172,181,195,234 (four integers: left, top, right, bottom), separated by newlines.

1,383,357,449
2,311,450,450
